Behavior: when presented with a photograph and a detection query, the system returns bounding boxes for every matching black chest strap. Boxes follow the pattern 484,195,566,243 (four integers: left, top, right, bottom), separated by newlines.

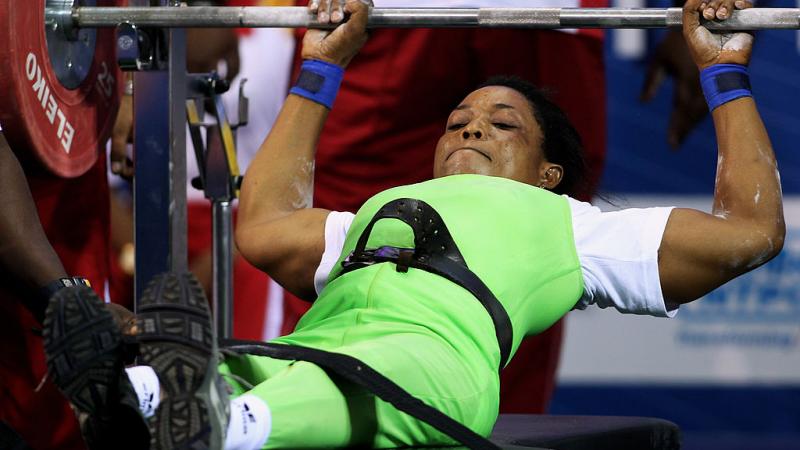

335,198,513,370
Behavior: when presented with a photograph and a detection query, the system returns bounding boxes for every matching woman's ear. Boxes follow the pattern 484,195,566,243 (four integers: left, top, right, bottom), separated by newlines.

538,163,564,190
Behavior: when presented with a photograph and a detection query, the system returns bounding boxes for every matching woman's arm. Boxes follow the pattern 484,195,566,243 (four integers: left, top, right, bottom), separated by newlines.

236,0,369,299
657,0,785,304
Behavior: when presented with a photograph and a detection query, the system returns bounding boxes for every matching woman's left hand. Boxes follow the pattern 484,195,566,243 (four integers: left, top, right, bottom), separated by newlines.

682,0,754,70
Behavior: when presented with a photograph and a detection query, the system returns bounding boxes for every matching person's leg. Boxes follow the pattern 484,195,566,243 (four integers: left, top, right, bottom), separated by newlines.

126,354,386,449
44,270,498,449
218,353,293,397
221,328,499,449
229,359,374,448
124,337,488,449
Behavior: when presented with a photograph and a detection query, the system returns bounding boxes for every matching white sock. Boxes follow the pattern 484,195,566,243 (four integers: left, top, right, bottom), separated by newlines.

125,366,161,418
224,394,272,450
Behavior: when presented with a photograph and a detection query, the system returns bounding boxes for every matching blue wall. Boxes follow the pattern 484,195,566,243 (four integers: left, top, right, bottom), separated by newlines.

600,0,800,194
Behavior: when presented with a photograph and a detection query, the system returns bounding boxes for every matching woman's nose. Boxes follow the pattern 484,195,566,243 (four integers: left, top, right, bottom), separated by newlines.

462,129,483,139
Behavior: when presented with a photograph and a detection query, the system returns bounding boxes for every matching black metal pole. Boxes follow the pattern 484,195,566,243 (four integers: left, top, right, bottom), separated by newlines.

133,0,187,305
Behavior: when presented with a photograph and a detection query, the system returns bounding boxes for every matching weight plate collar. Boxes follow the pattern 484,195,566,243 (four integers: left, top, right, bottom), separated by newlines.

45,0,98,90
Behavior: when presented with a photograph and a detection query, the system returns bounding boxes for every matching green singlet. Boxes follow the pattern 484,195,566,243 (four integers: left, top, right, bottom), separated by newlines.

219,174,585,448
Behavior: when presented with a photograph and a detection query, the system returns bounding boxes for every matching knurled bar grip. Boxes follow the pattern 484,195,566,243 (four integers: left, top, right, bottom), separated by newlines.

72,7,800,30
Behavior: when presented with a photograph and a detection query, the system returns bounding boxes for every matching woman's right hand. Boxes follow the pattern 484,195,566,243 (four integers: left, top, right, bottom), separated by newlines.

301,0,371,68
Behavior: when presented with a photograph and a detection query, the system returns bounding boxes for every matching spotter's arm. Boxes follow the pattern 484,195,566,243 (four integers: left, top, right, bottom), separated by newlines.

0,132,68,321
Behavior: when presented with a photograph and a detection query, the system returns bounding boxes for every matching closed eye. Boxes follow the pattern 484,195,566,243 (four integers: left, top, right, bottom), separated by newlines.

447,123,466,131
493,123,516,130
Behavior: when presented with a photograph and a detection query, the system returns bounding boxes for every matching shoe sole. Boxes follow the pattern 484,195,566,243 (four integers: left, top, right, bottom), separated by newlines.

42,286,148,449
138,272,226,450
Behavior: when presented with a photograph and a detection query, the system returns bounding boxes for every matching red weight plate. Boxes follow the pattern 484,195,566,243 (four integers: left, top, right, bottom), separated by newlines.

0,0,124,178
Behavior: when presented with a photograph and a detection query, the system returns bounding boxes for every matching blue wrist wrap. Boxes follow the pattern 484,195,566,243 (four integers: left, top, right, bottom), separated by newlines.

289,59,344,109
700,64,752,111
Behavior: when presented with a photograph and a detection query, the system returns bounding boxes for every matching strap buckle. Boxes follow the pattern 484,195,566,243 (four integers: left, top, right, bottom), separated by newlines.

394,249,414,273
342,246,416,273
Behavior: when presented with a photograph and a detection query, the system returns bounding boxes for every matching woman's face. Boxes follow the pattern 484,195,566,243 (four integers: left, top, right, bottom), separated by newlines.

433,86,558,187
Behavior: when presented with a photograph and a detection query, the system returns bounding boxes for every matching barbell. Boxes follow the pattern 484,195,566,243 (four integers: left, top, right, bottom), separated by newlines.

2,0,799,178
66,6,800,30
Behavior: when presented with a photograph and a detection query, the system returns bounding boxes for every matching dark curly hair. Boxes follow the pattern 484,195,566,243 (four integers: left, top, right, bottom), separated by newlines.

477,76,587,197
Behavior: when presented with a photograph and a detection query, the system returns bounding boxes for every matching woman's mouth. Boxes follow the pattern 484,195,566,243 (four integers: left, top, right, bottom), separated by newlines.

447,147,492,161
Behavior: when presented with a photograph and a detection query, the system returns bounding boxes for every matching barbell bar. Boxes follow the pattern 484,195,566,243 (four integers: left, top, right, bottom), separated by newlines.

68,6,800,31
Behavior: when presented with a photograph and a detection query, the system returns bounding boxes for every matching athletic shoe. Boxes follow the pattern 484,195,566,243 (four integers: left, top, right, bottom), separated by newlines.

42,285,150,449
137,272,230,450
